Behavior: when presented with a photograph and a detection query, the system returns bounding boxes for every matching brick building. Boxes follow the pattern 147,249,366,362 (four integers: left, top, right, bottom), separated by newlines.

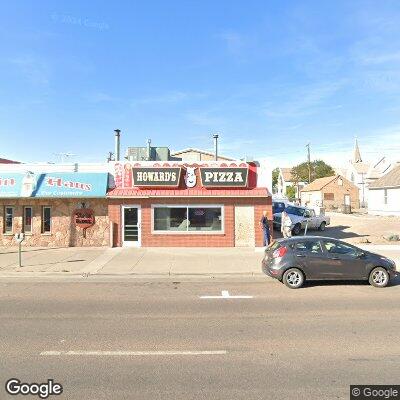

300,175,359,211
107,160,272,247
1,160,272,248
0,164,109,247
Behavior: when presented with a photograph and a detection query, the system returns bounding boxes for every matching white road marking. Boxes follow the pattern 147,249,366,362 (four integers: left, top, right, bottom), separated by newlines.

200,290,253,299
40,350,227,356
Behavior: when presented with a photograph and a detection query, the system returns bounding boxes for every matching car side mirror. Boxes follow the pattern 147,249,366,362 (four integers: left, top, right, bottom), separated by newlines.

357,252,366,258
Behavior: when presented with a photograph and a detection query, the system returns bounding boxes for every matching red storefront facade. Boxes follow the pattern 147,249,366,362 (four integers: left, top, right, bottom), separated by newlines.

107,161,272,248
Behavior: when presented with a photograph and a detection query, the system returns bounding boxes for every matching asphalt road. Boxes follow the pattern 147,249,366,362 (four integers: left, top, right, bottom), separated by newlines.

1,277,400,400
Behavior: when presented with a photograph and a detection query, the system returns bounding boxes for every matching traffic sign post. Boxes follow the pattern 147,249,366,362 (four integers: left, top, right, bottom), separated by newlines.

14,233,25,267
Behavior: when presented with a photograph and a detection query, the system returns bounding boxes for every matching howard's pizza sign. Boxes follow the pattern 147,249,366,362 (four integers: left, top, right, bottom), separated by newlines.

113,162,249,189
200,167,248,187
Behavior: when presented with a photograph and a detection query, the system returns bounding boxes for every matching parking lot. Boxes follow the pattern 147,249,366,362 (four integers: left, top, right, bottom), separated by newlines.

274,211,400,245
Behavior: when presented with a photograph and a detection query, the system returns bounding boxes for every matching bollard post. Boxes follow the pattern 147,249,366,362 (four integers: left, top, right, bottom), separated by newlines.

14,233,25,267
18,242,22,267
304,220,309,236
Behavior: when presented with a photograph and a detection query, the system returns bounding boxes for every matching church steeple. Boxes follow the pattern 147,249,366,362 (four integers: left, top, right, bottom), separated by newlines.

353,137,362,163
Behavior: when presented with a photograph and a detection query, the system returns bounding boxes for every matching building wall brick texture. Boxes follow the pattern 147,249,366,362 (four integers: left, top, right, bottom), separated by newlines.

0,197,272,248
0,199,109,247
108,197,272,247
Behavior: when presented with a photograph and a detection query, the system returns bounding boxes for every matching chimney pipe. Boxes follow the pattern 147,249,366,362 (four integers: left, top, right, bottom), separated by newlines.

114,129,121,161
147,138,151,161
213,134,219,161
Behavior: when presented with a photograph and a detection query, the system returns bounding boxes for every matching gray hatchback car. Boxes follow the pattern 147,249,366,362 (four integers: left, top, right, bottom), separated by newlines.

262,236,397,289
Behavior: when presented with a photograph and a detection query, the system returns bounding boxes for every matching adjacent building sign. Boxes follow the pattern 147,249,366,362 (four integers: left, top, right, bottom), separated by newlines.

73,208,95,228
73,208,95,238
200,167,249,188
132,167,182,187
0,173,109,198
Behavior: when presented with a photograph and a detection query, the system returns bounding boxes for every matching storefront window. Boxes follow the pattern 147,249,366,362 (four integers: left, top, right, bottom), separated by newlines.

153,206,223,233
42,206,51,233
188,207,222,231
23,207,33,233
4,207,13,233
154,207,188,231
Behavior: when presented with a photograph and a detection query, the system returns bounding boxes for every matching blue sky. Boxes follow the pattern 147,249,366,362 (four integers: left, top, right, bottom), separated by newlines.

1,0,400,167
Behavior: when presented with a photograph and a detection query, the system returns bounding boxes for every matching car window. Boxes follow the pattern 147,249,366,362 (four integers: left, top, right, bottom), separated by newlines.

285,206,305,216
273,203,285,213
323,241,357,256
291,240,322,254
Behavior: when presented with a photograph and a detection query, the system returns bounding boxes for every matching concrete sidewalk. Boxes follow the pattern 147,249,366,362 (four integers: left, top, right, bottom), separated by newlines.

1,244,399,278
0,246,263,277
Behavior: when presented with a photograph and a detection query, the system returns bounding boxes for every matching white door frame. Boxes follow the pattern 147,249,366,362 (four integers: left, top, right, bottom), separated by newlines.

122,205,142,247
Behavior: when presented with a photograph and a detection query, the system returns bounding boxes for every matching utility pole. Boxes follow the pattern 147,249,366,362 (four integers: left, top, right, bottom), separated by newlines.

306,143,311,183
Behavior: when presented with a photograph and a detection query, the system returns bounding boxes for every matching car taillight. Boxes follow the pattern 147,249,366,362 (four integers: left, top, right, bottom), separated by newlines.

272,246,288,258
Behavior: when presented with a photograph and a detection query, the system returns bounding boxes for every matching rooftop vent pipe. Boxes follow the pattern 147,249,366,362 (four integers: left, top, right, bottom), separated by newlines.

114,129,121,161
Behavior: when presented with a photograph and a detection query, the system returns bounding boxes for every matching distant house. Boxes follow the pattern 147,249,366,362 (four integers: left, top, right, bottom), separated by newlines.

340,139,393,207
171,148,235,162
368,163,400,216
300,175,359,211
276,167,306,199
0,158,20,164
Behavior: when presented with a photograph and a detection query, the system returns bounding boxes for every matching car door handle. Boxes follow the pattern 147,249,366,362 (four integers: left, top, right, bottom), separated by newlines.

296,254,306,257
329,256,340,260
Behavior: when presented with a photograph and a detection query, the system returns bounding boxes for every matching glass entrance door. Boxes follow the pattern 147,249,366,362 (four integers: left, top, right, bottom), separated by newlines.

123,206,141,246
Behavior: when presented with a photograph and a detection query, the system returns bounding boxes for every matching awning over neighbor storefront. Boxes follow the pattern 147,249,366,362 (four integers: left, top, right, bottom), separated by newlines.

0,172,109,198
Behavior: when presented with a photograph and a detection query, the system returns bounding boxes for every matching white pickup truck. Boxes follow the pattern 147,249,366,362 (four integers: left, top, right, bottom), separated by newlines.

273,205,330,236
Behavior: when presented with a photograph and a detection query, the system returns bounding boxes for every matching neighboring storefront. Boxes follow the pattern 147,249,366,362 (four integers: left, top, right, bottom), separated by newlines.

0,166,109,247
107,161,272,247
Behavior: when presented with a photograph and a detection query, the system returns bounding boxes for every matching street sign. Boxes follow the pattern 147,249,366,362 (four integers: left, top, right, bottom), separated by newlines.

14,233,25,243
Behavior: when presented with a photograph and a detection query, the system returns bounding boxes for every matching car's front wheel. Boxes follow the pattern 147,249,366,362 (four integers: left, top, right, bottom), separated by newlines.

369,267,389,288
319,221,326,231
283,268,304,289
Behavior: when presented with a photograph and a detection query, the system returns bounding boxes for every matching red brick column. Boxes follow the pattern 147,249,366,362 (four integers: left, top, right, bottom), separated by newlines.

108,204,121,247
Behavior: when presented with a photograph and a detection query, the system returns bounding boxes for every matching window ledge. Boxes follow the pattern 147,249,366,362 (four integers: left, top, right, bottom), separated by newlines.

41,233,52,236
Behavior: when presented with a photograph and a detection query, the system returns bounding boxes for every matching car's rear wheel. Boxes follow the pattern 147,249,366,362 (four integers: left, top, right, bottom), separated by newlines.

283,268,304,289
292,223,302,236
369,267,389,288
319,221,326,231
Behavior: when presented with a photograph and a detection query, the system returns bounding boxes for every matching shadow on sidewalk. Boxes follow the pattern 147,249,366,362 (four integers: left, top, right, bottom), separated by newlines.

0,247,70,255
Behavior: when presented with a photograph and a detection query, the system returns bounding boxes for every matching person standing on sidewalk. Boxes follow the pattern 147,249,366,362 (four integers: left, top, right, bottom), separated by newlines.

281,210,292,238
259,210,271,246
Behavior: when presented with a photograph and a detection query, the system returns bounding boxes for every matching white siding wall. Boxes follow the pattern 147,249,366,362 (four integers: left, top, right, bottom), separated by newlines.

300,191,322,207
368,188,400,216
